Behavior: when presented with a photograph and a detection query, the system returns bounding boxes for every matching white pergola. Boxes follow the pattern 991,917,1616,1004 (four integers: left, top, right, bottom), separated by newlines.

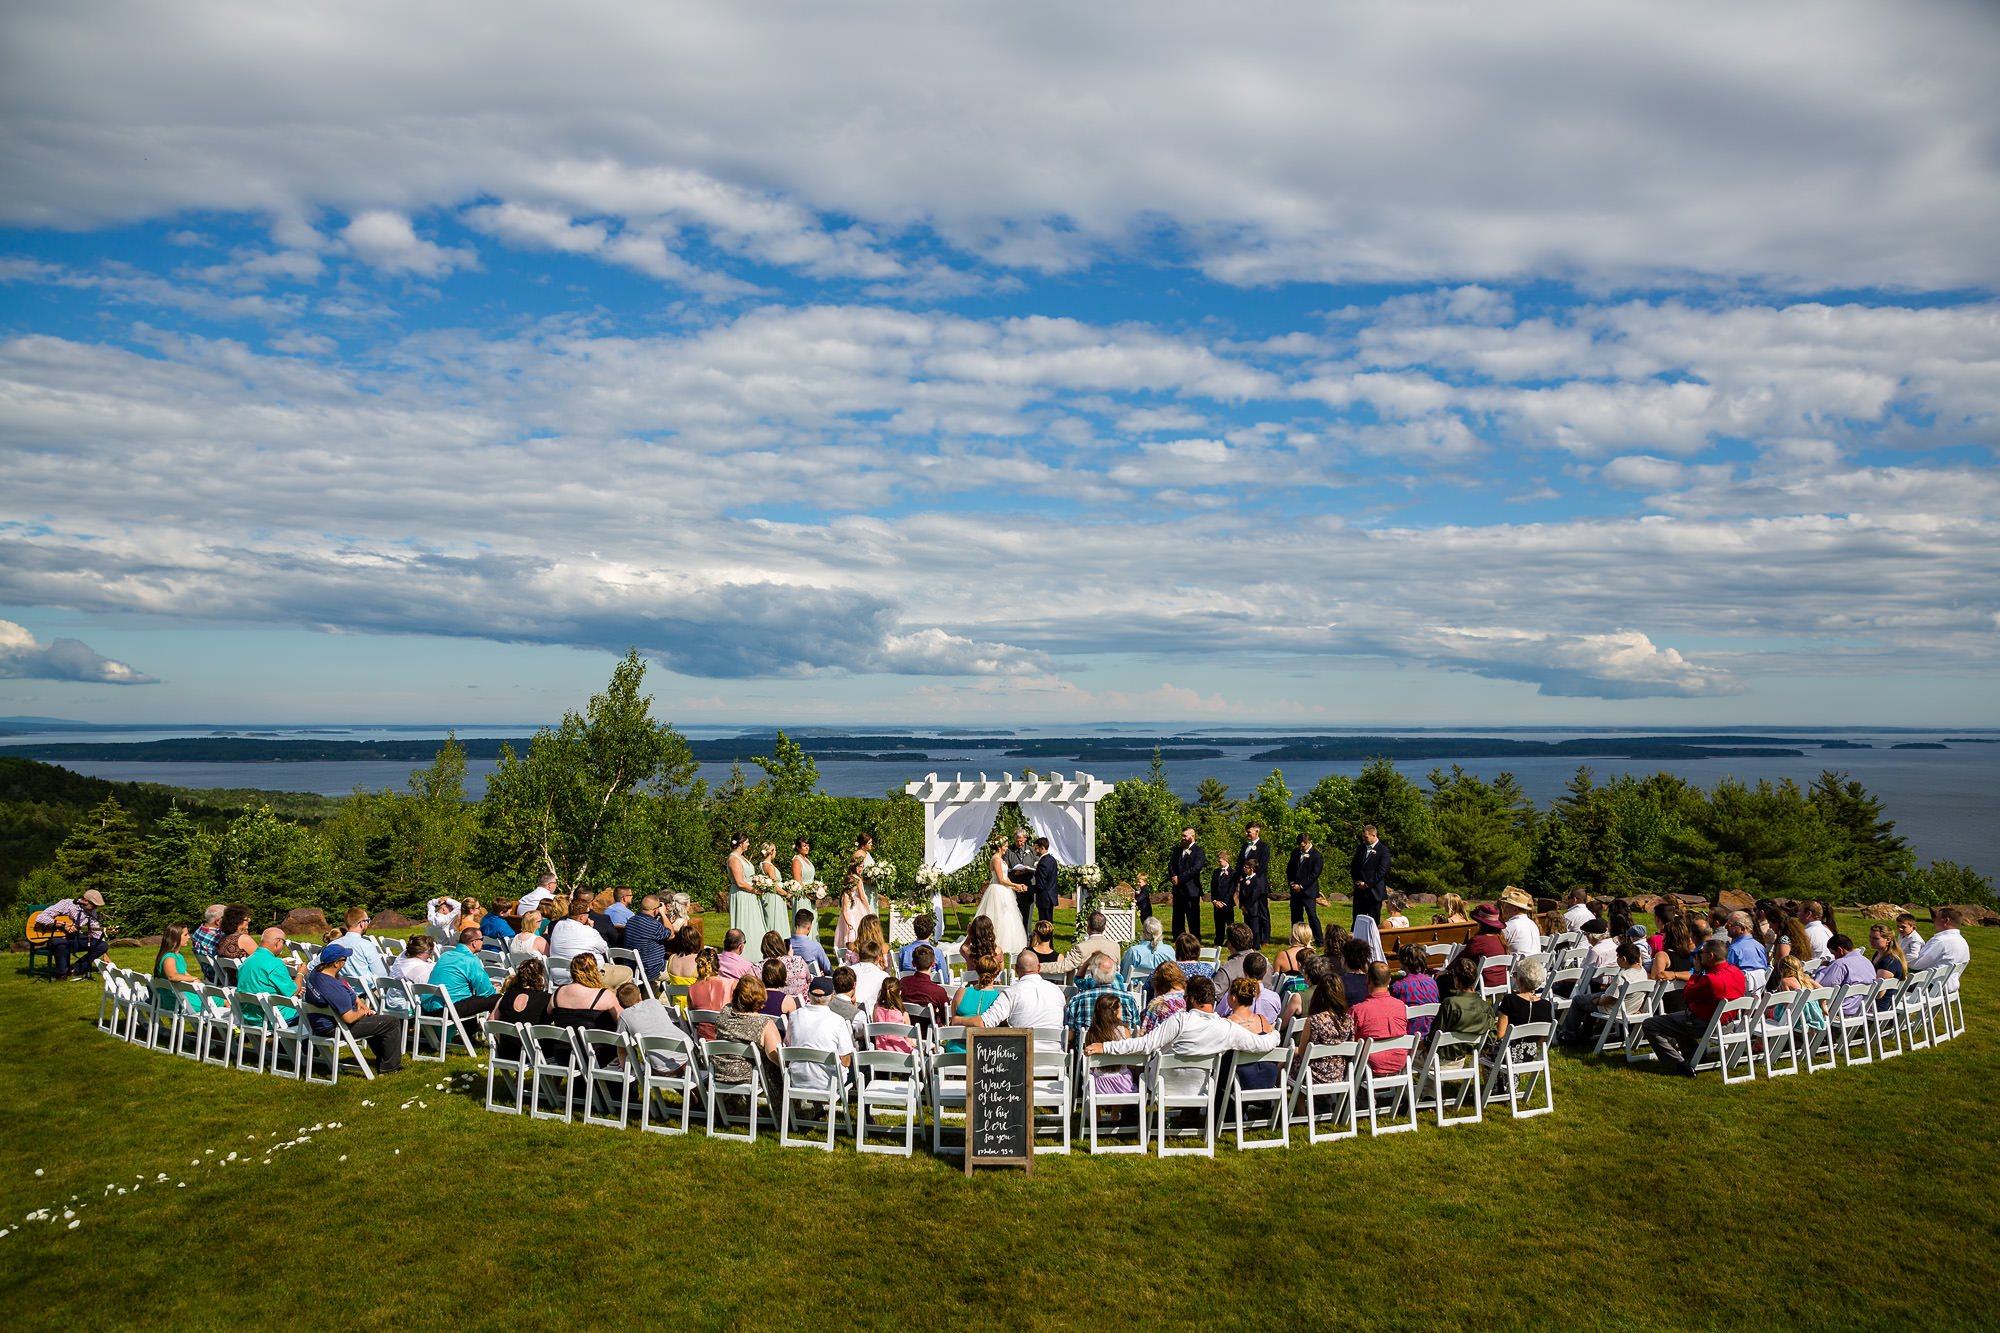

904,770,1114,868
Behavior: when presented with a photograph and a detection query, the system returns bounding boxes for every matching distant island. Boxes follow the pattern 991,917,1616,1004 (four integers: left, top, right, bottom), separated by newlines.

1891,742,1948,750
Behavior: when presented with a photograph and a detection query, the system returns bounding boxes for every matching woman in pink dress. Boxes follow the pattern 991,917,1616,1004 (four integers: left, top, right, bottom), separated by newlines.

833,851,869,958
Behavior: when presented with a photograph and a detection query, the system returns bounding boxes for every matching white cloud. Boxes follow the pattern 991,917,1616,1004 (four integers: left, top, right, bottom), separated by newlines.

339,211,477,278
0,2,1992,290
0,620,157,684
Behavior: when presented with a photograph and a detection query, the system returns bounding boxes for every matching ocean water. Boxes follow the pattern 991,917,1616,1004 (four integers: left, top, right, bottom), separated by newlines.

31,730,1998,876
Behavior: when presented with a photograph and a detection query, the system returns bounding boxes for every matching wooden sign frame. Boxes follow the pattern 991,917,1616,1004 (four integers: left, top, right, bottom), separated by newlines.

965,1027,1034,1176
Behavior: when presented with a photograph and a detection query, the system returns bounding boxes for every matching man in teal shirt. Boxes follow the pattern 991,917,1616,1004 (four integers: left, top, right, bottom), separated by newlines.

428,927,500,1020
236,927,303,1023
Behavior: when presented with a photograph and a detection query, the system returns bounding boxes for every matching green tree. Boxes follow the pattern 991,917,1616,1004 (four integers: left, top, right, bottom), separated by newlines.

1903,858,1996,908
383,734,482,909
1097,753,1182,888
754,732,821,799
1194,777,1236,815
475,649,698,892
1242,768,1296,855
1295,772,1361,853
1808,770,1916,900
1427,766,1537,898
211,805,334,925
1684,777,1842,902
1349,758,1450,897
53,795,141,905
118,804,217,934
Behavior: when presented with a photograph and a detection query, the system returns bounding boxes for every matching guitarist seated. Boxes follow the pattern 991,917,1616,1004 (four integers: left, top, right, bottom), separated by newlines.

31,890,110,980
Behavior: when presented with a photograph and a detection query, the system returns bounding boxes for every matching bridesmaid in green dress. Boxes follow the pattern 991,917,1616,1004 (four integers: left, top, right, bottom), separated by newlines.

725,833,762,943
757,842,789,940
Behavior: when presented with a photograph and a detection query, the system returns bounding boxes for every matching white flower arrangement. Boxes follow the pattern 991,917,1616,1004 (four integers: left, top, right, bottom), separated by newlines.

809,879,830,900
1075,863,1103,890
915,864,943,890
781,878,805,899
863,859,897,888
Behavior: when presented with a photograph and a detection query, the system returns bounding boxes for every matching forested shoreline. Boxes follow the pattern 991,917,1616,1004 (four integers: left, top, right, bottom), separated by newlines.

5,653,1992,938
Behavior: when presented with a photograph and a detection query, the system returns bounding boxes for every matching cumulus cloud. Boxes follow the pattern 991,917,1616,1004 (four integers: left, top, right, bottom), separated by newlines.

0,620,157,684
1,2,1994,291
1414,627,1743,699
339,211,477,278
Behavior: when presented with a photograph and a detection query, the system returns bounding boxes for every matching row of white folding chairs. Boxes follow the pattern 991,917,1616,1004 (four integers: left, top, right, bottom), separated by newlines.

93,964,395,1084
1677,963,1969,1084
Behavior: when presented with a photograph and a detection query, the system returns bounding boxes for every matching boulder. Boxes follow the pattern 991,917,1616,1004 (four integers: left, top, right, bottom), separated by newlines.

371,909,419,930
1856,903,1904,921
1325,893,1350,904
109,938,145,950
279,907,330,936
1950,903,2000,927
1406,893,1438,905
1717,889,1757,912
1625,894,1664,912
1672,893,1708,907
136,934,163,948
591,888,616,910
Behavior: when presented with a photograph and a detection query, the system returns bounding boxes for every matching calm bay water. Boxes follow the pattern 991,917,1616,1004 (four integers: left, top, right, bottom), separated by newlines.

25,729,1998,876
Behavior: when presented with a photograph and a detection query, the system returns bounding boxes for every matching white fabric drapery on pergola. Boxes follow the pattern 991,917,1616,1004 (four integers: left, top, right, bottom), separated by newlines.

904,771,1113,871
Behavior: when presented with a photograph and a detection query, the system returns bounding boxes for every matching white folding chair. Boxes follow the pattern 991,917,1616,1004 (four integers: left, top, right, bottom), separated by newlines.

1921,965,1958,1044
1799,987,1839,1073
1081,1053,1149,1155
1031,1051,1073,1155
1227,1049,1291,1149
854,1050,923,1156
483,1021,532,1114
1482,1022,1555,1117
1890,969,1932,1053
864,1022,918,1052
1592,977,1656,1060
1829,985,1874,1067
227,991,279,1074
1754,989,1804,1078
1415,1032,1484,1127
94,966,127,1034
1154,1052,1221,1157
1291,1042,1361,1142
778,1048,849,1150
529,1025,585,1121
579,1030,641,1128
1864,977,1905,1061
165,978,207,1060
609,949,654,999
702,1040,769,1142
637,1032,700,1135
299,998,377,1084
409,981,479,1062
1479,955,1516,1000
1941,961,1968,1039
1359,1037,1420,1135
1689,997,1758,1084
929,1052,968,1156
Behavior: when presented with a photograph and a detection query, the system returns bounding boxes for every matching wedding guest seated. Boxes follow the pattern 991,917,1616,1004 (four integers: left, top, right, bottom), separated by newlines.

1560,942,1645,1045
1216,924,1258,990
491,959,550,1060
763,930,810,1000
785,976,856,1092
1083,994,1138,1128
1461,905,1511,989
1383,893,1411,929
237,927,304,1023
1433,954,1495,1049
1220,975,1282,1103
716,929,754,984
1868,924,1907,982
1339,936,1373,1007
790,908,832,973
1437,893,1470,925
621,896,672,986
1028,920,1061,968
478,903,517,945
1912,907,1970,980
551,896,632,987
1562,887,1595,933
828,966,862,1024
508,909,548,961
710,976,783,1092
1894,912,1925,966
1816,934,1877,1014
1218,950,1280,1024
1141,960,1189,1035
1725,912,1770,991
899,945,950,1024
151,925,199,1013
947,953,1004,1052
758,959,800,1018
1174,932,1215,983
869,975,917,1053
1350,963,1411,1075
1087,974,1279,1098
391,935,436,985
845,914,888,969
614,982,687,1074
1640,939,1745,1077
1065,954,1139,1032
549,954,623,1041
1052,912,1121,978
429,926,501,1020
897,914,944,976
1800,901,1834,964
1123,917,1174,981
850,938,890,1011
190,904,227,980
666,925,705,988
1581,919,1618,972
688,951,730,1038
602,886,636,930
215,906,256,966
1648,916,1696,987
1483,957,1553,1074
1274,923,1315,978
1289,962,1355,1091
305,943,405,1073
963,950,1067,1049
1389,944,1439,1038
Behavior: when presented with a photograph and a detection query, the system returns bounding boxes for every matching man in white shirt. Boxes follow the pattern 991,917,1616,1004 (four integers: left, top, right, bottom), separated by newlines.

850,939,890,1012
785,978,856,1092
1895,913,1925,963
1500,887,1542,960
333,907,389,986
549,898,611,966
962,950,1066,1050
1912,908,1970,990
517,873,557,916
1562,889,1595,933
1089,974,1277,1095
426,896,462,945
1800,903,1834,964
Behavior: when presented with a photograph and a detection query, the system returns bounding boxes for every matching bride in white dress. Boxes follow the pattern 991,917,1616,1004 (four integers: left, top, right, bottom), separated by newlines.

969,841,1030,961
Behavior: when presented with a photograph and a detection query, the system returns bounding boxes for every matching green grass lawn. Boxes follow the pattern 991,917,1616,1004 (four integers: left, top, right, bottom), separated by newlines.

3,905,1995,1332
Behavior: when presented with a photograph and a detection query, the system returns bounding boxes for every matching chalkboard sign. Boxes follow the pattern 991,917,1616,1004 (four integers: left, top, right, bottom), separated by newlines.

966,1027,1034,1174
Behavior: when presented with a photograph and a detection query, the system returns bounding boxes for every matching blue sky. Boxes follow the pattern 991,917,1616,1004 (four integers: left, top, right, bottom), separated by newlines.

1,1,1996,727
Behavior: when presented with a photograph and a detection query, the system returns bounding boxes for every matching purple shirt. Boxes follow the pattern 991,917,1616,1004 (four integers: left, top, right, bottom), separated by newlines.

1817,950,1876,1013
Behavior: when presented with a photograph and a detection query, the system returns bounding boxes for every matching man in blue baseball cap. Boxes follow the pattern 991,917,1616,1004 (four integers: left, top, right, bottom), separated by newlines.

305,942,406,1073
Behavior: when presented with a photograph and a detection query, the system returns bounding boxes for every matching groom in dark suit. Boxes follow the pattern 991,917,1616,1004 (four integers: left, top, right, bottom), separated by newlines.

1009,836,1038,934
1168,827,1205,941
1287,832,1324,945
1349,823,1391,924
1031,838,1060,926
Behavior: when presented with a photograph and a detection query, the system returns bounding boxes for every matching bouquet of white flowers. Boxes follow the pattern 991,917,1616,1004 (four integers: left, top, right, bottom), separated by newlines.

915,864,943,890
750,872,778,893
863,859,897,889
808,879,830,901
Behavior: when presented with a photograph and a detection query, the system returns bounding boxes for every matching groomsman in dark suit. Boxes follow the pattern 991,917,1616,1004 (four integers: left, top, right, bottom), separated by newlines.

1241,823,1271,896
1208,848,1235,947
1031,838,1060,925
1168,827,1206,942
1286,832,1324,945
1349,823,1391,924
1239,850,1271,948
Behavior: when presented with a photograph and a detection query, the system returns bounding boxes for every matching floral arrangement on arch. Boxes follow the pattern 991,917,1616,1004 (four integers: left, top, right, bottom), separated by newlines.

862,858,897,889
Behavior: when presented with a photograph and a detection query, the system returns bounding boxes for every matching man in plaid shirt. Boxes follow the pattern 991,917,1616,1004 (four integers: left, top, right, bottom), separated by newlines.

190,904,226,979
1064,954,1140,1033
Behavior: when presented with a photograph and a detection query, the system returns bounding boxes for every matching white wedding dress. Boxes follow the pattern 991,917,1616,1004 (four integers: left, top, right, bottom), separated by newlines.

970,854,1030,960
